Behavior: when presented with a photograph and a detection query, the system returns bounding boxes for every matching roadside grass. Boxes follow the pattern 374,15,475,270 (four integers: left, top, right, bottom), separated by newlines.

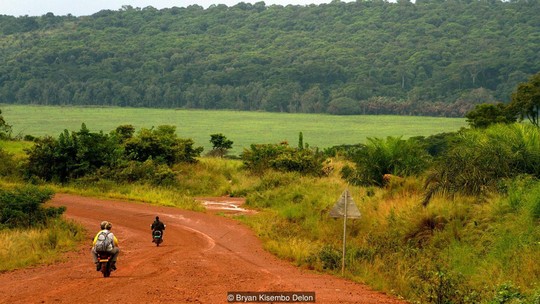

51,181,205,211
0,219,85,272
0,104,466,156
234,166,540,303
47,158,252,212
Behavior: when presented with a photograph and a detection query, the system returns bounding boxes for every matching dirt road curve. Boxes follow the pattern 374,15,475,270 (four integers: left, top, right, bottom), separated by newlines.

0,194,406,304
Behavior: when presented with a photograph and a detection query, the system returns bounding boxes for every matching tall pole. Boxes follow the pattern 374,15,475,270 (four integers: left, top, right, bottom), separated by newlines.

342,189,348,276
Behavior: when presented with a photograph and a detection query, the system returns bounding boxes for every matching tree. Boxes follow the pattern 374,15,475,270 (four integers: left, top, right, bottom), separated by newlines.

112,124,136,143
465,103,516,129
509,72,540,127
24,124,121,182
0,109,12,139
208,133,233,158
124,125,203,165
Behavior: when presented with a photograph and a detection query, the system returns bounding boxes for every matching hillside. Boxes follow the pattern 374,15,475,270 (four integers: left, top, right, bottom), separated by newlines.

0,0,539,116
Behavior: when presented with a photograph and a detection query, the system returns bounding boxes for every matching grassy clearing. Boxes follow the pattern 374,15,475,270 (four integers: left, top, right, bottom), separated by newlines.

0,219,85,272
0,140,32,157
0,104,466,155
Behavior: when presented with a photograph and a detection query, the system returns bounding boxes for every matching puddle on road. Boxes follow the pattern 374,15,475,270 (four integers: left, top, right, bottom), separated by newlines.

199,199,256,214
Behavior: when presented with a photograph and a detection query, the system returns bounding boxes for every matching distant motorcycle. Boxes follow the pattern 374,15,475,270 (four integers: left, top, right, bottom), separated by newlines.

152,230,163,246
152,224,165,247
96,252,114,277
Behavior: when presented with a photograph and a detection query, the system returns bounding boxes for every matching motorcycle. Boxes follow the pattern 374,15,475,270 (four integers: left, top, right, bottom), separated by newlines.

96,252,114,277
152,229,163,246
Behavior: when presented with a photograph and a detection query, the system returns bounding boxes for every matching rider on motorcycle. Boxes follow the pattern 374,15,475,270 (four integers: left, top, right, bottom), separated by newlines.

151,216,165,242
91,221,120,271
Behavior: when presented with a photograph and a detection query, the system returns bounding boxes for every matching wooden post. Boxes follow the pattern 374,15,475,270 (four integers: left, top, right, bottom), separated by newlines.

341,189,348,276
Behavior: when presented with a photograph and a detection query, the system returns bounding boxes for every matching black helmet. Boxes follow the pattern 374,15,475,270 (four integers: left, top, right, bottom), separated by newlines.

155,216,160,221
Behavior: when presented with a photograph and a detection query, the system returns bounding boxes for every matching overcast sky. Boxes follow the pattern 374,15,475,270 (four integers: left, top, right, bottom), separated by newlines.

0,0,341,17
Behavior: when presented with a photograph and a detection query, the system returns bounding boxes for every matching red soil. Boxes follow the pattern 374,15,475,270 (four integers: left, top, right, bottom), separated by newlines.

0,194,407,304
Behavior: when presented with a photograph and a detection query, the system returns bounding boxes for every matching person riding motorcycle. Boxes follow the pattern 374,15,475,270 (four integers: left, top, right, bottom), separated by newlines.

91,221,120,271
151,216,165,242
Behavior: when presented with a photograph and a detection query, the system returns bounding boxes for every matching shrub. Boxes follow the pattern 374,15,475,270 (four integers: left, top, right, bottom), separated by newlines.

0,186,64,229
124,125,203,165
24,124,121,182
241,142,327,176
423,124,540,205
344,136,431,186
0,148,16,177
317,245,342,270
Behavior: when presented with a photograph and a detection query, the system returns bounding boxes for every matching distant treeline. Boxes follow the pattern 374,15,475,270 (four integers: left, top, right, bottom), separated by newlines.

0,0,538,117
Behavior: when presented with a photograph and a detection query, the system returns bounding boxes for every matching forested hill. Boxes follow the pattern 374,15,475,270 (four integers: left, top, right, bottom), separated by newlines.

0,0,539,117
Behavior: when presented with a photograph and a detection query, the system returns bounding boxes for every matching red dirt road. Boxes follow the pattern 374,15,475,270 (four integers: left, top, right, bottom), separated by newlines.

0,194,406,304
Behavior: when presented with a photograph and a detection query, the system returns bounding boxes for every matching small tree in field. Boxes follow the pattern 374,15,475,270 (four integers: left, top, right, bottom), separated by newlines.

509,72,540,127
208,133,233,158
465,103,516,128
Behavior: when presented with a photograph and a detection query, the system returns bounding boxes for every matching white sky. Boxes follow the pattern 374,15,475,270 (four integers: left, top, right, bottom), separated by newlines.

0,0,339,17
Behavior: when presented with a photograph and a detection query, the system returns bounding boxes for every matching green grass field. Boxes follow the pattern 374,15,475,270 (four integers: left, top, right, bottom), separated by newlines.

1,104,466,155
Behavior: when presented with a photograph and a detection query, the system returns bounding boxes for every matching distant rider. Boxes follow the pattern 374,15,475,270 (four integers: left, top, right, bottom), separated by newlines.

151,216,166,242
91,221,120,271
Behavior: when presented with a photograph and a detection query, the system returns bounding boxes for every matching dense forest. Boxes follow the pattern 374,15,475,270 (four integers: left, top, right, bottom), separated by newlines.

0,0,538,117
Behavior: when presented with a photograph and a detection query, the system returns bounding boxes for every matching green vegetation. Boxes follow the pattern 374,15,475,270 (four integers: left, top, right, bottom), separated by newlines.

208,133,234,158
0,140,33,156
0,218,84,272
465,103,517,129
0,104,467,155
0,184,83,271
509,72,540,127
241,141,328,176
0,1,538,116
236,161,540,303
24,123,202,184
0,109,12,139
3,76,540,301
342,136,432,186
0,185,65,229
3,122,540,302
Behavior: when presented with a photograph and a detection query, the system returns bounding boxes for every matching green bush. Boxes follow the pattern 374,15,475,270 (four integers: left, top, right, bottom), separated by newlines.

424,124,540,204
344,136,431,186
24,124,121,182
317,245,342,270
0,186,64,229
491,283,524,304
124,125,203,165
0,148,16,177
241,142,327,176
98,159,178,186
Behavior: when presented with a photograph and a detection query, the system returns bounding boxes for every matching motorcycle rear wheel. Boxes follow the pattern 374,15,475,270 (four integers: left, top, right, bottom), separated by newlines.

101,262,111,277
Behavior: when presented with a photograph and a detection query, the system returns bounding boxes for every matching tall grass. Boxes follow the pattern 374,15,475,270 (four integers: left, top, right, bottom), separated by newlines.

236,163,540,303
0,219,85,271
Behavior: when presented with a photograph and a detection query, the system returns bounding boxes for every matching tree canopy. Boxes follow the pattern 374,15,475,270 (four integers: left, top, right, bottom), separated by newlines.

509,72,540,127
0,1,538,117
